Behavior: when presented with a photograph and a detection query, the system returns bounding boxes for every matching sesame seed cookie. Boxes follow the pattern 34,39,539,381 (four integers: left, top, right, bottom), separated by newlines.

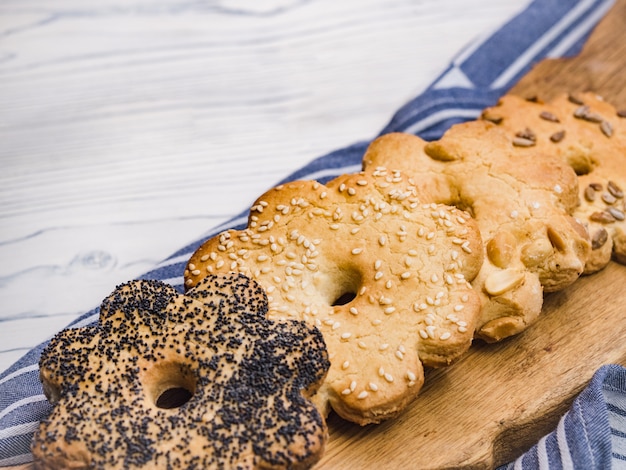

482,92,626,273
33,274,329,470
362,121,590,342
185,169,483,425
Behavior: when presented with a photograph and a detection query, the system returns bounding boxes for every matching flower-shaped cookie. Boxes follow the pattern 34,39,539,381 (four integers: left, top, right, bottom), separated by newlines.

482,92,626,273
32,273,329,470
362,121,590,342
185,169,483,424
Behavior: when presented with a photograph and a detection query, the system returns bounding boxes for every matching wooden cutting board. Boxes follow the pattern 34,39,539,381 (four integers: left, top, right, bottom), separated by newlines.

10,3,625,470
317,1,626,469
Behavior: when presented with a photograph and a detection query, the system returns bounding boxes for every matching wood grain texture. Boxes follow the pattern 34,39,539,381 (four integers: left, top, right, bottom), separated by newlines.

316,1,626,467
2,1,624,469
510,0,626,107
318,264,626,469
0,0,529,371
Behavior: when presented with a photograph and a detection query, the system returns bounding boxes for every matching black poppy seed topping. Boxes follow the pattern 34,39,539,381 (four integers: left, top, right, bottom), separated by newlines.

33,273,329,470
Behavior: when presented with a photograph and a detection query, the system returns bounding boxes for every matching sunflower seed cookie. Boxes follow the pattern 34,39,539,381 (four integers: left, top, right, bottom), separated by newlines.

185,170,483,425
33,273,329,470
481,92,626,273
362,121,590,342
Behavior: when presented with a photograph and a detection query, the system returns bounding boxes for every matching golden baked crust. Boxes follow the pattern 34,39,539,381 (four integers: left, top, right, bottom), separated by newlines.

185,169,483,425
482,92,626,273
32,274,329,470
362,122,590,342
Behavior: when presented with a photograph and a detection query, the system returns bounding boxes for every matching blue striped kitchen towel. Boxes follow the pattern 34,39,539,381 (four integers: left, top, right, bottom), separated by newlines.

1,0,625,468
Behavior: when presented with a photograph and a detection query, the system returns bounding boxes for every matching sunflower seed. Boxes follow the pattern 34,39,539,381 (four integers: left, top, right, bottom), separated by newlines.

600,120,613,137
568,94,584,105
590,211,616,224
516,128,537,141
608,181,624,198
608,207,625,221
591,228,608,249
540,111,560,122
602,192,617,205
512,136,536,147
584,185,596,202
550,130,566,143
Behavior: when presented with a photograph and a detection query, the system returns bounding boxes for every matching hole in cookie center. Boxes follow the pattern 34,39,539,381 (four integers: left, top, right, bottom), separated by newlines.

144,361,196,410
324,266,362,308
156,387,193,409
332,291,357,306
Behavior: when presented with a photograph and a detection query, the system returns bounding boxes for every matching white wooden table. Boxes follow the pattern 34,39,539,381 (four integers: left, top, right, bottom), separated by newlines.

0,0,530,372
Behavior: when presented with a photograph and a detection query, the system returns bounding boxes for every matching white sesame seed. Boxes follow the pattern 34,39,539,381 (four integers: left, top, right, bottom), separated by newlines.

374,259,382,270
341,388,351,395
349,307,359,315
378,367,385,377
384,307,395,315
395,351,404,360
379,343,389,351
351,248,363,255
341,332,352,340
357,391,369,399
440,332,451,340
369,382,379,391
384,373,394,383
401,272,411,279
426,326,436,338
406,371,417,382
419,329,429,339
342,360,350,370
350,380,357,391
